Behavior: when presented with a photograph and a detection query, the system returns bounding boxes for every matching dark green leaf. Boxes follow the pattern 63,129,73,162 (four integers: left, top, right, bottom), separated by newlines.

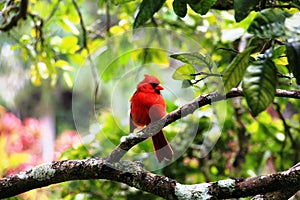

187,0,217,15
242,59,277,116
170,52,214,71
234,0,260,22
172,64,195,80
133,0,165,29
222,46,256,92
173,0,187,18
286,42,300,85
248,8,291,38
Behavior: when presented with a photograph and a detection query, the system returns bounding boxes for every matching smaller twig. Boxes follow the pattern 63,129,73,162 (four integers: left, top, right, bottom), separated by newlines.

106,0,111,32
274,39,285,45
190,72,222,77
45,0,60,22
72,0,101,99
277,72,293,79
72,0,87,49
28,12,44,52
190,72,222,84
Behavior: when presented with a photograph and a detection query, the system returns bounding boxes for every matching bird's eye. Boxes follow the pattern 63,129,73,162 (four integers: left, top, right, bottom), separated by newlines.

150,82,158,89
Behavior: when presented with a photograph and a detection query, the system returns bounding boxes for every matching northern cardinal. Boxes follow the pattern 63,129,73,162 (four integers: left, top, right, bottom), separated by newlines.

130,74,173,162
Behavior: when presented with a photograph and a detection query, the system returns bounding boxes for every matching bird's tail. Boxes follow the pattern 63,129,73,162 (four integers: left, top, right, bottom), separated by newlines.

151,130,173,163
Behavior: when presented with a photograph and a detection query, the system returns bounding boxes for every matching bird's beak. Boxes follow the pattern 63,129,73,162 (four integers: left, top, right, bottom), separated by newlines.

156,84,164,90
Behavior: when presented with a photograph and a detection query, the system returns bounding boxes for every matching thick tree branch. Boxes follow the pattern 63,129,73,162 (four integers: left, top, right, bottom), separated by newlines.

106,88,300,163
0,159,299,199
1,89,300,198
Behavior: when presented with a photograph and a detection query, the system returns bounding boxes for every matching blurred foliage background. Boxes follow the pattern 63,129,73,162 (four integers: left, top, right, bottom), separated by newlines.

0,0,299,199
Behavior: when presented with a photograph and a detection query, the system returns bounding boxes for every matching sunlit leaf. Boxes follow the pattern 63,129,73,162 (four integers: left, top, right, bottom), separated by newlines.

234,0,260,22
63,72,74,88
133,0,165,29
173,64,195,80
171,52,214,71
50,72,58,87
173,0,187,18
55,60,75,71
20,35,31,45
286,42,300,85
61,36,80,54
242,59,277,116
248,8,291,38
62,18,80,35
222,47,256,92
37,62,49,79
221,28,245,42
30,64,42,86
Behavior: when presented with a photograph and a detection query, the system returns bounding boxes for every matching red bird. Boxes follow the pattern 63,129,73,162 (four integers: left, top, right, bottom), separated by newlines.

130,74,173,162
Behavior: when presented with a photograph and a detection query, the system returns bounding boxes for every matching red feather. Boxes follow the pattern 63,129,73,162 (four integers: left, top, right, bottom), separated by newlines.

130,74,173,162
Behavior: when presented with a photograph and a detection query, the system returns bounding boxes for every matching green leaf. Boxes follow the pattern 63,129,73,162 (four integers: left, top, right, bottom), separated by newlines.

248,8,291,38
173,0,187,18
182,79,192,88
286,42,300,85
242,59,277,116
172,64,195,80
170,52,214,71
112,0,136,5
61,36,80,54
133,0,165,29
234,0,260,22
222,47,256,92
187,0,217,15
63,72,74,88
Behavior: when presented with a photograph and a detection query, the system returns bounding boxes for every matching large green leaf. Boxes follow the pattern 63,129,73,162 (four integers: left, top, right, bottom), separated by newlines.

242,59,277,116
173,0,187,18
172,64,195,80
234,0,260,22
170,52,214,71
187,0,217,15
248,8,291,38
286,42,300,85
222,47,256,92
133,0,165,29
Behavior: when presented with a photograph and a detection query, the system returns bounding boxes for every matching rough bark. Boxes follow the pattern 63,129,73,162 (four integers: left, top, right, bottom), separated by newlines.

0,159,299,199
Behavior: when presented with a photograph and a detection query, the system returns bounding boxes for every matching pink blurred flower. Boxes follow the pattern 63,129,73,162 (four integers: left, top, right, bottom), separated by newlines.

54,130,82,160
0,112,22,135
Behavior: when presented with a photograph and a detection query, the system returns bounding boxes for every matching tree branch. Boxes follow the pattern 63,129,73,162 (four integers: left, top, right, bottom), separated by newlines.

1,89,300,198
0,159,299,199
106,88,300,163
72,0,101,99
0,0,28,31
